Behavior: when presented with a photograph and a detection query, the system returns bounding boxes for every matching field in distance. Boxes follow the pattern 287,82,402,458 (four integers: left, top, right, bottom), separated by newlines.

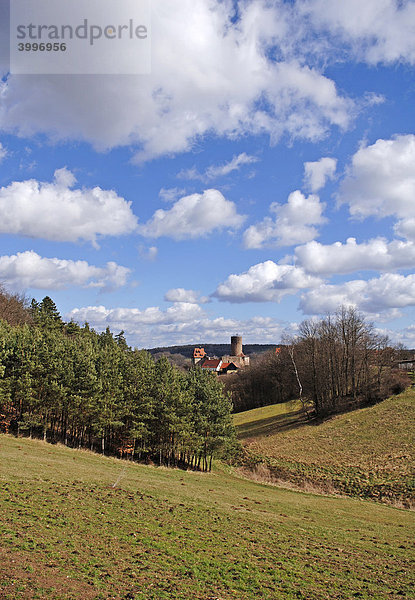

234,389,415,507
1,433,414,600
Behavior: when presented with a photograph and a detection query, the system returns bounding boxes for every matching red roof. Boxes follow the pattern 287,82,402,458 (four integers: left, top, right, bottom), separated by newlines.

193,347,206,358
221,362,239,372
201,359,221,369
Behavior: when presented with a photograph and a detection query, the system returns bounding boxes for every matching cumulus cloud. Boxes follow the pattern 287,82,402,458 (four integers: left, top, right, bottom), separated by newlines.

243,191,326,249
0,251,130,291
214,260,322,303
66,304,292,348
0,168,138,246
300,0,415,64
303,157,337,192
164,288,210,305
178,153,258,182
295,237,415,275
138,189,245,240
339,134,415,241
0,1,353,160
68,302,205,329
396,218,415,242
300,273,415,317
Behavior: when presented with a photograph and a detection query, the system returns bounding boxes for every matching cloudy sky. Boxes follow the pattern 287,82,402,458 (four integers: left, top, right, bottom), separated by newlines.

1,0,415,348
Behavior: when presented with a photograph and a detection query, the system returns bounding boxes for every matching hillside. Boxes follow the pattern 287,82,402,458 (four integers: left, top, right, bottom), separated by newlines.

146,343,277,359
1,435,414,600
235,389,415,507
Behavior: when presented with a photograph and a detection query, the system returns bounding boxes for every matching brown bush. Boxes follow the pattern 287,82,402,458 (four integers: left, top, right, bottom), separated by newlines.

0,285,32,326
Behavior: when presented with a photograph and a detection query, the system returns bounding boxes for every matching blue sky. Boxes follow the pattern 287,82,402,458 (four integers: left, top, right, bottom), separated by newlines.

0,0,415,348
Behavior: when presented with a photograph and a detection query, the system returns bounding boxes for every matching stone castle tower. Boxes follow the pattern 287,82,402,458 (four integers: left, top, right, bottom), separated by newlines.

192,336,250,369
231,335,243,357
222,335,250,368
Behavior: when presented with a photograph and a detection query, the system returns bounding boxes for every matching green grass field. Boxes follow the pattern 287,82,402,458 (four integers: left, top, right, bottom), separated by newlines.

234,389,415,506
233,400,306,439
1,433,414,599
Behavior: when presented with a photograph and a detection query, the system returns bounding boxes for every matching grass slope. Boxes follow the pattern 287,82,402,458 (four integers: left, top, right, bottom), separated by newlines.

235,389,415,506
1,435,414,599
233,400,305,439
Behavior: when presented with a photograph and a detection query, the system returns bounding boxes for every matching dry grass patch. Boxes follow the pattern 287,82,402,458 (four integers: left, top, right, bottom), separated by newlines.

236,390,415,506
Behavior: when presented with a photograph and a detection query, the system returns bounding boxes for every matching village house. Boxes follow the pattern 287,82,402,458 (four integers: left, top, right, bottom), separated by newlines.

193,336,249,375
397,357,415,371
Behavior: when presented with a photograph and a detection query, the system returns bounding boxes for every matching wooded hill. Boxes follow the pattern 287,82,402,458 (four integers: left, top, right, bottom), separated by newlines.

147,343,277,359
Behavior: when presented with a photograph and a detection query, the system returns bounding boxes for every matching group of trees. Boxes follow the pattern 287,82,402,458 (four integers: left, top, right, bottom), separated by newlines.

288,308,405,416
0,289,235,471
228,308,410,416
224,350,299,413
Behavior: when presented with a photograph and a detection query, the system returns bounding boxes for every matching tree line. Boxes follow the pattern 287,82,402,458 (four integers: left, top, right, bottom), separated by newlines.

227,308,410,415
0,289,235,471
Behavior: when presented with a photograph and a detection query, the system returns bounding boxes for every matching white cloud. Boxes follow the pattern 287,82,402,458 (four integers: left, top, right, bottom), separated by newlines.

301,0,415,65
177,168,200,182
396,218,415,242
138,245,158,261
0,142,7,162
295,237,415,275
243,190,326,249
339,134,415,241
164,288,210,305
0,168,138,246
206,153,259,179
304,157,337,192
138,189,246,240
179,153,258,182
66,303,291,348
0,2,353,160
392,325,415,348
0,250,130,291
214,260,322,303
159,187,187,203
300,273,415,317
68,302,205,332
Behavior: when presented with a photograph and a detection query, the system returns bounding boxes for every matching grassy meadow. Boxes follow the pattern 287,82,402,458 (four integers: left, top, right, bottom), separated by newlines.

1,433,414,600
235,389,415,506
233,400,306,439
